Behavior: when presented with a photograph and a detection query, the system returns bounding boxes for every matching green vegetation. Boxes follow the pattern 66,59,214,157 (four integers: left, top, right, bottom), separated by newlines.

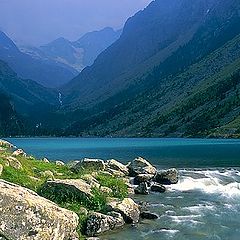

0,146,128,237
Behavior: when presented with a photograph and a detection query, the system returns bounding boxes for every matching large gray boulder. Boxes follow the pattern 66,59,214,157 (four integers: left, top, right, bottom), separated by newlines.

85,212,124,236
39,179,93,201
107,198,140,223
128,157,157,177
0,180,79,240
71,158,105,172
154,168,179,185
106,159,129,175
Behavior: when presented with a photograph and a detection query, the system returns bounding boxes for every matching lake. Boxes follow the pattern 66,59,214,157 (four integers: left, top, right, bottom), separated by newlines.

6,137,240,168
6,137,240,240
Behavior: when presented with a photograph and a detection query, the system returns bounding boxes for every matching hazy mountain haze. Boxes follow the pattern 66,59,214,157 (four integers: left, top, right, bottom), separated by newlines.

0,0,152,46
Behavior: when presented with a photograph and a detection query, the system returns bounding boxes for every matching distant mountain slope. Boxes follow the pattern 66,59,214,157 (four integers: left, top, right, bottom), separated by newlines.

0,31,78,88
0,60,60,136
23,27,122,73
0,93,22,136
59,0,240,138
61,0,219,107
73,27,122,67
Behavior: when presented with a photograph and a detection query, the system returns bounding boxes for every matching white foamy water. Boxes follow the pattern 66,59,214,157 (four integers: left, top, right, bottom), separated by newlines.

167,169,240,198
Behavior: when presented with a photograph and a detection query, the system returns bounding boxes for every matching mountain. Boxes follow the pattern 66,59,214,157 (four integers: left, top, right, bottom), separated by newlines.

0,31,78,88
74,27,122,67
0,59,61,136
59,0,240,138
61,0,218,107
0,93,22,136
32,27,122,72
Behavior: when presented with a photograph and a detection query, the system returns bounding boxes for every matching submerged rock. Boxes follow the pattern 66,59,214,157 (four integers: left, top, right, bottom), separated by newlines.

0,180,79,240
107,198,140,223
140,211,159,220
134,182,149,195
85,212,124,236
39,179,93,201
106,159,129,175
155,168,179,185
71,158,105,172
151,183,166,193
128,157,157,177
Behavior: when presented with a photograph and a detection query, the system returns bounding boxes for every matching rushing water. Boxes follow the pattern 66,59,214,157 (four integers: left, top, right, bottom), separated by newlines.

6,138,240,240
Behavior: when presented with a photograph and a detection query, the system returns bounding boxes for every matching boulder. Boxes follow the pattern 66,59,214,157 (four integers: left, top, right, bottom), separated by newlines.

81,174,100,188
5,156,22,170
71,158,105,172
0,180,79,240
85,212,124,237
128,157,157,176
140,211,159,220
12,149,27,157
100,186,113,194
105,168,125,177
56,160,65,166
42,157,50,163
0,164,3,176
40,170,54,179
39,179,93,201
106,159,129,175
107,198,140,223
134,174,155,185
134,182,149,195
154,168,179,185
0,140,14,149
150,183,166,193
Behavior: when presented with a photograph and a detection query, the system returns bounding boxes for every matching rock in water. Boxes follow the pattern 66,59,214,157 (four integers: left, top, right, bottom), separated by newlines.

134,174,155,185
107,198,140,223
151,183,166,193
134,182,149,195
85,212,124,236
140,211,159,220
71,158,105,172
0,180,79,240
155,168,179,185
128,157,157,176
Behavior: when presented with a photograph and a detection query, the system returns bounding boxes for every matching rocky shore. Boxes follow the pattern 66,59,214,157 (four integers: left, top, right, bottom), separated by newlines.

0,139,179,239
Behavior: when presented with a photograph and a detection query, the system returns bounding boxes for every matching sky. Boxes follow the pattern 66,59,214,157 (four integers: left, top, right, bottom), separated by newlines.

0,0,152,46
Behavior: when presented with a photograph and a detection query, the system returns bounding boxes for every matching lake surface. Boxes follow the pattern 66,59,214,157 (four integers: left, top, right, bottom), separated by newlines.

6,138,240,168
6,137,240,240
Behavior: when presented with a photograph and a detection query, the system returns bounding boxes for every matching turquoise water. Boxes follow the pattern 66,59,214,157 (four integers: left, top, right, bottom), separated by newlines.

6,138,240,168
6,138,240,240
